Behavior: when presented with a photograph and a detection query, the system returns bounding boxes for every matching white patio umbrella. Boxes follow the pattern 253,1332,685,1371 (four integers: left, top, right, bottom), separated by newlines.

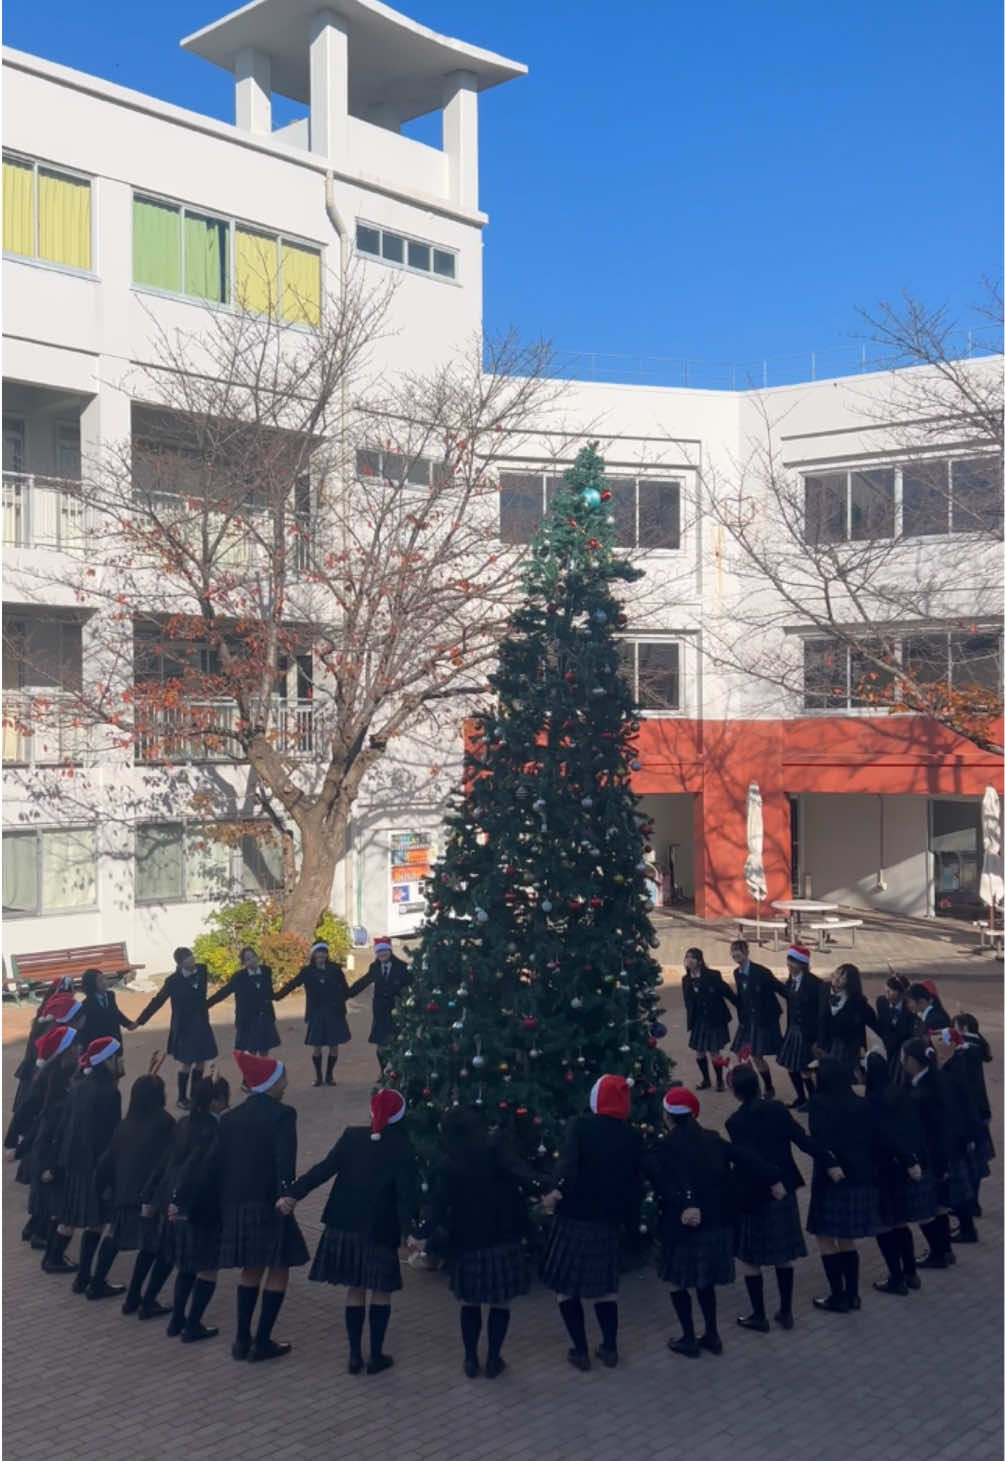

743,781,768,935
979,784,1004,933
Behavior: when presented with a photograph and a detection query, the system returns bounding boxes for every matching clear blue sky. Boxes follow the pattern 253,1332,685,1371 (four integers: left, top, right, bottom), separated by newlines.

5,0,1001,376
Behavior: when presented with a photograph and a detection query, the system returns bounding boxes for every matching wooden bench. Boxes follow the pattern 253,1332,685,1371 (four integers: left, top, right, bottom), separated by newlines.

4,942,144,1004
736,917,787,951
808,918,863,949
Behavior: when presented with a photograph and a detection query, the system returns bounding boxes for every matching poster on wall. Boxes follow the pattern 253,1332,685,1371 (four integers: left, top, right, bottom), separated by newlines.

388,830,435,933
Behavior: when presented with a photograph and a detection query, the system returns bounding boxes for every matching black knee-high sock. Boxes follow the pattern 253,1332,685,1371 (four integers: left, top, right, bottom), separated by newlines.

594,1300,618,1351
761,1068,775,1097
143,1256,173,1304
177,1070,189,1105
897,1227,917,1277
789,1072,806,1103
325,1054,337,1081
187,1277,216,1328
841,1250,860,1301
172,1271,196,1328
77,1229,101,1284
126,1250,156,1305
775,1265,794,1315
558,1297,588,1353
821,1252,844,1298
921,1217,949,1260
368,1303,391,1359
236,1284,259,1344
345,1305,365,1358
744,1274,766,1318
670,1289,695,1341
953,1205,977,1238
696,1286,718,1338
487,1307,510,1360
460,1305,482,1361
311,1054,323,1082
936,1212,952,1253
255,1289,285,1346
696,1056,711,1084
44,1223,70,1266
875,1230,903,1281
91,1237,119,1285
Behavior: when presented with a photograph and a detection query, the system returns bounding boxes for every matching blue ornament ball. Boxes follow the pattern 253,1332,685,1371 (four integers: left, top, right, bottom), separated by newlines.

581,487,602,508
650,1021,668,1038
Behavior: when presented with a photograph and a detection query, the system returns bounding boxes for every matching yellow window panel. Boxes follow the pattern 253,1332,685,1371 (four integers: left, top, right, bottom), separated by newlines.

280,242,321,326
3,159,35,258
38,170,91,271
235,226,279,316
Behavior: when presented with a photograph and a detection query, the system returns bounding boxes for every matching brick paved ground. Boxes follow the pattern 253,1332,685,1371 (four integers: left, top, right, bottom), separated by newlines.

3,915,1002,1461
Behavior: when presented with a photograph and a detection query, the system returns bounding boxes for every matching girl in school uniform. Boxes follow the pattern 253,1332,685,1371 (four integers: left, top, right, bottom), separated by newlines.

7,989,82,1191
805,1058,880,1313
281,1089,418,1375
77,969,136,1050
276,941,352,1087
876,973,916,1069
816,963,878,1075
27,1025,80,1257
932,1029,982,1247
48,1036,125,1291
901,1037,958,1270
682,948,737,1092
776,947,824,1110
134,948,218,1109
206,949,280,1056
952,1013,995,1227
863,1045,933,1295
539,1075,643,1371
7,976,74,1127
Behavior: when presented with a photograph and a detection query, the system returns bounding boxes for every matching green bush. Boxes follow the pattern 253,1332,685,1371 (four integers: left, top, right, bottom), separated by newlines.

194,900,351,985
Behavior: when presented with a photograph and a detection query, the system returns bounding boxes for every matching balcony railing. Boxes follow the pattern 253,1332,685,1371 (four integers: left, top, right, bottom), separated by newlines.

2,691,88,764
133,699,316,763
2,472,88,549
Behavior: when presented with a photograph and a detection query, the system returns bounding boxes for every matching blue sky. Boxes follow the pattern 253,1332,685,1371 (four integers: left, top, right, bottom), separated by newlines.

5,0,1001,381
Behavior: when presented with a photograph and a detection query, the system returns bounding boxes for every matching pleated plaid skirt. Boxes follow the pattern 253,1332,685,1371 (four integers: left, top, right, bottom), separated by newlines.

448,1242,530,1305
61,1170,108,1230
234,1016,281,1054
304,1012,352,1048
108,1203,145,1252
732,1019,782,1059
28,1172,64,1224
777,1027,811,1073
168,1022,218,1066
938,1157,974,1213
689,1020,729,1054
309,1227,402,1292
878,1170,937,1228
807,1181,879,1238
660,1224,735,1289
540,1217,620,1299
735,1193,807,1267
151,1214,220,1273
216,1201,309,1270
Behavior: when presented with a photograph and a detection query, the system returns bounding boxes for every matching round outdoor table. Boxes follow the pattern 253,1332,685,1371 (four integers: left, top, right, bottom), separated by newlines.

770,899,839,942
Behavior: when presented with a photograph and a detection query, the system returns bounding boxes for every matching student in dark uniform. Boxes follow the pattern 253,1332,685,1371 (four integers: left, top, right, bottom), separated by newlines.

77,969,136,1049
805,1059,880,1313
725,1062,821,1331
648,1086,779,1358
156,1073,231,1343
863,1045,933,1295
952,1013,994,1227
212,1051,309,1362
816,963,877,1074
419,1107,537,1378
349,938,411,1063
776,947,824,1110
282,1089,418,1375
89,1069,176,1308
24,1025,80,1252
936,1029,982,1246
539,1075,643,1371
682,948,737,1092
876,973,916,1068
901,1037,957,1270
134,948,218,1109
729,939,785,1098
48,1036,125,1290
7,976,74,1124
206,949,280,1056
906,982,951,1032
276,941,351,1087
8,989,83,1187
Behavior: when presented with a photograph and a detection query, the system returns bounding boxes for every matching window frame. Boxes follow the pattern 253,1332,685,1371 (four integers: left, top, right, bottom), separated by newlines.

355,448,441,489
2,824,99,918
355,219,458,284
496,468,684,551
803,455,1003,544
133,819,284,906
2,151,96,278
616,637,684,716
801,630,1004,713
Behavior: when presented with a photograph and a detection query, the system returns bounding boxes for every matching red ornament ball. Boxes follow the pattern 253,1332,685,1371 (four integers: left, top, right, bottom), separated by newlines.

422,1087,433,1098
523,1016,537,1029
426,1001,440,1014
588,538,599,549
600,489,612,502
565,1070,575,1083
564,670,577,683
589,896,603,909
646,1036,658,1049
516,1106,529,1117
498,1100,509,1110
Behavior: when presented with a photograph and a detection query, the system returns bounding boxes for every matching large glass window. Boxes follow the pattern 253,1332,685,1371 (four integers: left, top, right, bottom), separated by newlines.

498,471,682,548
3,827,97,916
3,155,92,271
617,640,682,712
135,822,282,904
805,456,1002,542
806,632,1002,710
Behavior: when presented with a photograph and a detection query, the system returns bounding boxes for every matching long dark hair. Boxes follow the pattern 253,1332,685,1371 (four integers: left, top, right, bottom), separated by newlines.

835,963,864,1000
190,1074,230,1114
81,968,103,996
684,947,709,976
125,1074,166,1121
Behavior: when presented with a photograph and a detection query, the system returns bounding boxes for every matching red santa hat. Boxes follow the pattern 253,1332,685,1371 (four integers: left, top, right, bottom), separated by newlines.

42,991,82,1024
370,1088,406,1139
81,1036,120,1071
373,937,392,954
588,1073,633,1120
234,1050,285,1094
921,979,939,999
662,1086,700,1118
35,1025,77,1066
937,1026,965,1048
787,945,811,965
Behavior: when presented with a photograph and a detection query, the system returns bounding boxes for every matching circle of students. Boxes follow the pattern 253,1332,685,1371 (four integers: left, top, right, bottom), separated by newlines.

5,935,995,1377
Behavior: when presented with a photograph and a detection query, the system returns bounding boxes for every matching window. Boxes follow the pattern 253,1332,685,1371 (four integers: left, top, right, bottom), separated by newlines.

904,632,1002,695
805,456,1002,543
804,632,1002,710
497,471,682,548
2,827,97,916
132,194,321,325
3,155,92,272
617,640,681,712
355,449,440,488
135,822,282,904
803,638,896,710
356,221,457,283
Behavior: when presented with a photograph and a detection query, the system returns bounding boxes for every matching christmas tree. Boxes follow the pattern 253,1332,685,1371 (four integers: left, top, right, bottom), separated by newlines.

385,442,672,1185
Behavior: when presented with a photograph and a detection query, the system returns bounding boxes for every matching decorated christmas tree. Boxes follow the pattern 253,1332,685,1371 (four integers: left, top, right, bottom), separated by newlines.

384,442,672,1185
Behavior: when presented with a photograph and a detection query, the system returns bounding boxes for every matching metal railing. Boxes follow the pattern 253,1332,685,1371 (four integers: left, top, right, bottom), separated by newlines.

133,698,316,763
1,691,88,764
2,472,88,549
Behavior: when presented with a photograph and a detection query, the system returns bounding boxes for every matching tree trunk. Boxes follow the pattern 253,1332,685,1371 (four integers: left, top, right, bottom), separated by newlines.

282,826,342,942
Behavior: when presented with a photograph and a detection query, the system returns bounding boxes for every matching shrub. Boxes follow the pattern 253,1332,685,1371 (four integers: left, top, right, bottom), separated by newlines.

194,900,351,985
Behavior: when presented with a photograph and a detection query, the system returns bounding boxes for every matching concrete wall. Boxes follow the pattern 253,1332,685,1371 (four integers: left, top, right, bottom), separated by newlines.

799,793,933,918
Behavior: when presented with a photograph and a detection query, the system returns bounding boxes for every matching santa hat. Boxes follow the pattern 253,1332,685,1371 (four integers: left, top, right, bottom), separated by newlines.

589,1074,633,1120
81,1036,120,1071
787,945,811,965
370,1088,406,1140
663,1086,700,1118
234,1050,285,1094
373,937,392,954
921,979,939,999
35,1025,77,1066
41,991,82,1024
310,941,329,954
937,1026,965,1048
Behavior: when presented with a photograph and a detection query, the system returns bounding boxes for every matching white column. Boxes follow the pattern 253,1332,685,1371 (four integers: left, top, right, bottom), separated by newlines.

443,70,478,211
235,47,272,133
309,10,349,161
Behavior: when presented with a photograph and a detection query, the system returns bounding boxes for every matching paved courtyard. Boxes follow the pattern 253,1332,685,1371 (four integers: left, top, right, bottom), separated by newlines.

3,914,1002,1461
